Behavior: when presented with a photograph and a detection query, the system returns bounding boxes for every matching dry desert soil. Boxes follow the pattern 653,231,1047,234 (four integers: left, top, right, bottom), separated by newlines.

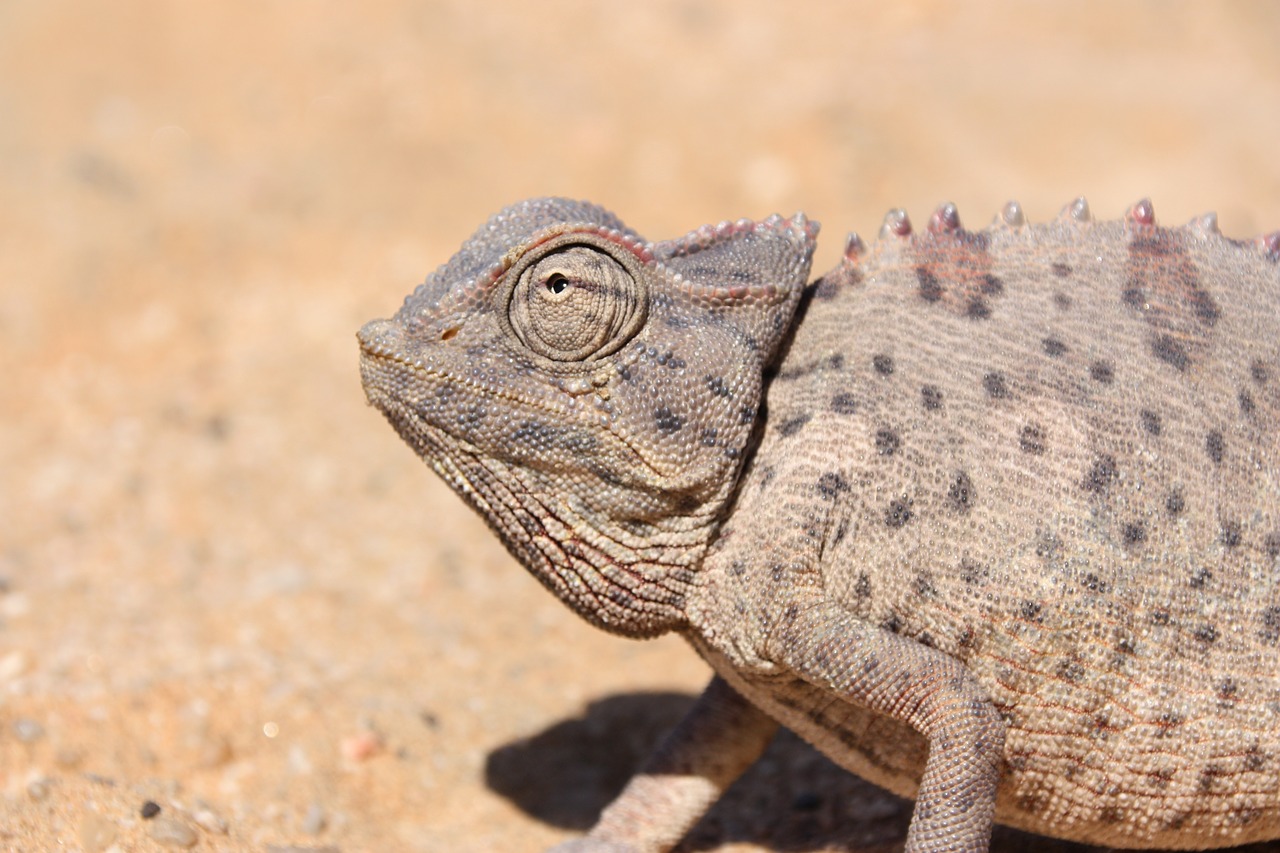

3,2,1280,851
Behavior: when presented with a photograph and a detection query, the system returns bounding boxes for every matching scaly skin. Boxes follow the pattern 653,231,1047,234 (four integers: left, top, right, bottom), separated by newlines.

359,197,1280,852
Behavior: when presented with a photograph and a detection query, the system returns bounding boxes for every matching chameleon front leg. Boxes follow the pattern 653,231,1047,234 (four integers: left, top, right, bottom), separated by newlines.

548,675,779,853
774,603,1006,853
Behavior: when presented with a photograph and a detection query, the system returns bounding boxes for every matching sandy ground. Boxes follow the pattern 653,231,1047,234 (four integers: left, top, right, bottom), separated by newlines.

3,2,1280,851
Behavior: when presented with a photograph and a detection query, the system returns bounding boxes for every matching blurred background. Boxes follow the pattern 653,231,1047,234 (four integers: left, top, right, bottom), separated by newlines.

2,2,1278,851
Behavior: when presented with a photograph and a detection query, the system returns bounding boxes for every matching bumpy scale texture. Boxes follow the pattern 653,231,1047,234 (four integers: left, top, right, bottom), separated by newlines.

359,196,1280,853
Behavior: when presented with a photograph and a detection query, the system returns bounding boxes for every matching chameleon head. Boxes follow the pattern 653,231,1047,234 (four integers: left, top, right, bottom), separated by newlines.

359,198,817,636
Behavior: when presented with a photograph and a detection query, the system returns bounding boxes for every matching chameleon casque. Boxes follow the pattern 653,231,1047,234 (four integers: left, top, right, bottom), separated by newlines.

358,196,1280,852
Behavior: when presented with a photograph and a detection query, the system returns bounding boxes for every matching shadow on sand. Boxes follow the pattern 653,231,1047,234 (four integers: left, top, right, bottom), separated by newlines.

482,690,1202,852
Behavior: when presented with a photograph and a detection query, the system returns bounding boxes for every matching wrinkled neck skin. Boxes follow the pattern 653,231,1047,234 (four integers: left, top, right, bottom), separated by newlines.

362,338,769,640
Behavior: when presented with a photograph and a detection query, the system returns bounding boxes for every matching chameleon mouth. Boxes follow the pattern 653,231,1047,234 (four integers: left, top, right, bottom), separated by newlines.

358,318,668,482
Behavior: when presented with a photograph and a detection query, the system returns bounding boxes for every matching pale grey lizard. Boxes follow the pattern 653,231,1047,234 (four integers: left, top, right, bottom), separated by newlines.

358,197,1280,852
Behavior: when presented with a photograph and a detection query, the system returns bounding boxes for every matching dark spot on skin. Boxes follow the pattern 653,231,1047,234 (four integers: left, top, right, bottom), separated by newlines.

1052,262,1073,278
948,471,974,512
699,428,718,447
1035,530,1058,556
1140,409,1162,436
1232,808,1263,827
882,614,903,634
706,375,732,398
654,407,683,433
1239,390,1256,416
1245,746,1266,773
831,392,858,414
1082,455,1118,493
921,385,943,411
1260,606,1280,644
1122,522,1146,546
812,277,840,300
1057,659,1085,682
828,353,845,370
832,516,850,545
965,296,991,319
618,364,632,382
739,406,756,425
816,472,849,500
771,564,786,583
1123,287,1146,309
1090,361,1115,384
1190,289,1221,325
1221,521,1242,548
1151,608,1171,627
1194,624,1218,644
959,559,986,586
854,573,872,600
1151,334,1190,371
1206,430,1225,464
1166,488,1185,515
778,414,811,437
1266,532,1280,560
983,372,1009,399
1014,789,1044,813
1198,765,1226,793
1216,679,1238,707
875,428,900,456
872,354,894,376
1252,360,1271,384
914,572,936,598
885,498,912,528
980,274,1004,295
1115,636,1137,655
1154,712,1184,738
1042,337,1067,357
916,267,942,302
1053,292,1072,310
1083,573,1108,594
1020,601,1042,621
758,466,776,490
1019,423,1046,454
1099,806,1125,825
1189,567,1212,589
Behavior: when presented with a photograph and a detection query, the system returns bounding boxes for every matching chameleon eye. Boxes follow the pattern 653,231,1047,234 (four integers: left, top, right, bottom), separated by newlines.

508,244,646,361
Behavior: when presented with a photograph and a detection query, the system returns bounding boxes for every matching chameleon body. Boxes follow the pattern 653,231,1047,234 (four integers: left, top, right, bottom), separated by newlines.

358,197,1280,852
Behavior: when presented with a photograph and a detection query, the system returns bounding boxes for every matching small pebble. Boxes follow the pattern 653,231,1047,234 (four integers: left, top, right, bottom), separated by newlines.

147,816,198,848
25,774,51,801
140,800,161,819
78,813,117,853
302,802,326,834
13,718,45,742
340,730,382,762
192,806,228,834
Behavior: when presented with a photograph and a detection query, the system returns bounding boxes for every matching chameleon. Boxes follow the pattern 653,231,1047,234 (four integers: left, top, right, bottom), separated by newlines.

357,196,1280,852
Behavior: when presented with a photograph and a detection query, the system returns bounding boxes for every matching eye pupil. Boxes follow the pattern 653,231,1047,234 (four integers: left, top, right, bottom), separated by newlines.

546,274,569,295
